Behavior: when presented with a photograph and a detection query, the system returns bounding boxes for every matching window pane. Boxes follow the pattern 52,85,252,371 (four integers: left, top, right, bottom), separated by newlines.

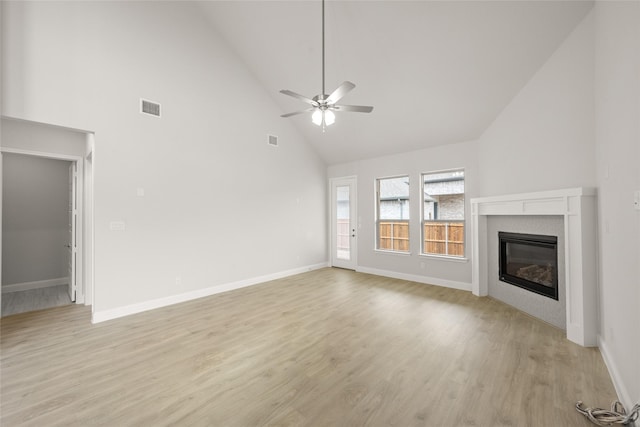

422,170,465,257
423,170,464,220
379,176,410,220
377,176,410,252
336,185,350,260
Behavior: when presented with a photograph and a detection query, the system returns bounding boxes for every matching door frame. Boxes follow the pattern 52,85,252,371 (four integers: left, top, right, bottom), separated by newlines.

0,147,86,304
329,176,358,270
68,162,78,301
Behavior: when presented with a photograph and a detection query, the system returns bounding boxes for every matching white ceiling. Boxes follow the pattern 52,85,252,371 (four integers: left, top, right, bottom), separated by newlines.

198,1,593,165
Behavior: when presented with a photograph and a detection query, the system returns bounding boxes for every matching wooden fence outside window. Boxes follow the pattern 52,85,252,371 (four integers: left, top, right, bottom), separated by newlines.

378,221,410,252
377,221,465,256
377,221,464,256
423,221,464,256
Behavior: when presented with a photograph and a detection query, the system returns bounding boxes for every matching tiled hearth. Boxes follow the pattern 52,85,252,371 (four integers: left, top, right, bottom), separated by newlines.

471,188,597,347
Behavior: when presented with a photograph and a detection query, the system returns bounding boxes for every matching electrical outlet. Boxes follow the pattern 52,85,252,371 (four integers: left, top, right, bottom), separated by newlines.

175,276,182,286
420,261,425,269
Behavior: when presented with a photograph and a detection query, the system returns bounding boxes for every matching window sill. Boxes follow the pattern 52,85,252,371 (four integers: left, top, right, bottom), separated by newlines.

374,249,412,256
419,253,469,263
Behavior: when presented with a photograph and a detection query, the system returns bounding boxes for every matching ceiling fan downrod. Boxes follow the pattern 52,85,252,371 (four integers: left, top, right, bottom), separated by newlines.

321,0,325,97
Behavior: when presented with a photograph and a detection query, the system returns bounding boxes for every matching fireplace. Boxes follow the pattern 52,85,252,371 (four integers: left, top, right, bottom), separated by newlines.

498,232,558,300
472,188,597,346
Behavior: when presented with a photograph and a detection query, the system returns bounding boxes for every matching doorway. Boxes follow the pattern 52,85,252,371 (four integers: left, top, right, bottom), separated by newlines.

1,150,85,316
330,177,357,270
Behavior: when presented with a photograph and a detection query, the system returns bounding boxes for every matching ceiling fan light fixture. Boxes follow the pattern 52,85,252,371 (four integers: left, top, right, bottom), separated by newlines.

324,109,335,125
312,109,323,126
312,109,335,127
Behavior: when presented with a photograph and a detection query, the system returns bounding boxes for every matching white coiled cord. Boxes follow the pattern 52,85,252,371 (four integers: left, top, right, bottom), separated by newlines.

576,400,640,426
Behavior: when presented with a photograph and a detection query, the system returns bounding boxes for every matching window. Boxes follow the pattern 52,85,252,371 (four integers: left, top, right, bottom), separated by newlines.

422,170,465,257
376,176,410,252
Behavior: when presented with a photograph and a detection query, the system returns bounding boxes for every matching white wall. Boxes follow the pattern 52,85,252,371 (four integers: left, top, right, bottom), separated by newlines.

477,12,596,196
2,153,70,285
594,1,640,411
328,140,479,289
1,1,327,316
1,118,87,157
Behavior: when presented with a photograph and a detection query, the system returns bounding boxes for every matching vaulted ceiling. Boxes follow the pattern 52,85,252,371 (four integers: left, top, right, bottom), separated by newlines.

199,1,593,165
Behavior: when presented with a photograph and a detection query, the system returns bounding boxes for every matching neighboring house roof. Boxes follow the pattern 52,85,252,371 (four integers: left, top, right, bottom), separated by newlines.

380,177,410,201
378,174,465,201
425,171,465,197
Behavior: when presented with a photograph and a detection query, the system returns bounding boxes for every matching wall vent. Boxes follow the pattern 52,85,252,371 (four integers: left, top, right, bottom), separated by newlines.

141,99,161,117
268,134,278,147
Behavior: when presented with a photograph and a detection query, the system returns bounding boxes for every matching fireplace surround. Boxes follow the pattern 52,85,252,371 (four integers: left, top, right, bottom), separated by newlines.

489,217,566,329
471,188,597,347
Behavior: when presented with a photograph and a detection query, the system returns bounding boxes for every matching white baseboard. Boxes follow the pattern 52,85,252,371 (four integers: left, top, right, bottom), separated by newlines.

355,266,472,292
91,262,329,324
2,277,68,293
598,335,638,424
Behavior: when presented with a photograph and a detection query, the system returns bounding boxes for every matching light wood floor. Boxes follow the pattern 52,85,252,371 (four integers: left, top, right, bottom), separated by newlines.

1,268,616,426
1,284,72,317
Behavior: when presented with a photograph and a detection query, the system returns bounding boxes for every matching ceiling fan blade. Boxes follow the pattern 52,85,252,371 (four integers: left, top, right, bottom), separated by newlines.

326,81,356,104
281,108,315,118
332,104,374,113
280,90,319,107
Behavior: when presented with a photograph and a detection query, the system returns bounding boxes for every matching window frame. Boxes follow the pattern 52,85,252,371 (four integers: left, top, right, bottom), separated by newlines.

375,175,411,253
420,169,466,258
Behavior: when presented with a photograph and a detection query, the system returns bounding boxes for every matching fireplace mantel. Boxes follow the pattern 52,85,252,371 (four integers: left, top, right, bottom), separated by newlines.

471,188,598,347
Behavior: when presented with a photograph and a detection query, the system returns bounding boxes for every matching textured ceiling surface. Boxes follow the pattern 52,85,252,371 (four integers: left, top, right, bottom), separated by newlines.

199,1,593,164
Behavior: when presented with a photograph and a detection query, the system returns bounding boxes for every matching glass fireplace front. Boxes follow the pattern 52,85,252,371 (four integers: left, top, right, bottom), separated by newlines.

498,232,558,300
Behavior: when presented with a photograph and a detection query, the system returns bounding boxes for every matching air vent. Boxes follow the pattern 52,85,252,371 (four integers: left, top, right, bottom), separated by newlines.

140,99,161,117
268,134,278,147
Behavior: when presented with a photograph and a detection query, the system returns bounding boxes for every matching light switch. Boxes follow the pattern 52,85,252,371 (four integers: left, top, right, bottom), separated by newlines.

110,221,126,231
137,187,145,197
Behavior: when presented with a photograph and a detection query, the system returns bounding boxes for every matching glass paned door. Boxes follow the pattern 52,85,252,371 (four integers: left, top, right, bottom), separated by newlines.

336,185,351,260
331,177,357,269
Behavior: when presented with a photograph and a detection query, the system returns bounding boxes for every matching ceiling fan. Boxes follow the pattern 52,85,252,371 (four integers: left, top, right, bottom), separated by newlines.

280,0,373,130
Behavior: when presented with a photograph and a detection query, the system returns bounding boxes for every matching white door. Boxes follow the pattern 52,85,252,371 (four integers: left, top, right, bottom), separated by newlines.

67,162,77,302
331,177,357,270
